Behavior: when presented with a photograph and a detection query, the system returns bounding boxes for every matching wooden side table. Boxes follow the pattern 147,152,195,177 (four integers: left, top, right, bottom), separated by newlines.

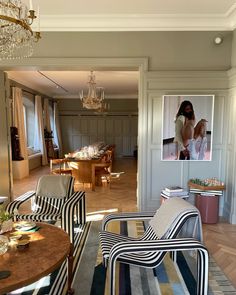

0,223,74,295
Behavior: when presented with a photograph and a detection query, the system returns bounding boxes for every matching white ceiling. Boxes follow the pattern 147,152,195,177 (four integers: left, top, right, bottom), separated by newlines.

7,71,139,99
30,0,236,31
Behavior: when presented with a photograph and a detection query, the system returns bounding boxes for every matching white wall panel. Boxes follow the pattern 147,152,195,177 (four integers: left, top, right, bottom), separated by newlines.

212,96,225,145
142,71,229,216
149,95,162,146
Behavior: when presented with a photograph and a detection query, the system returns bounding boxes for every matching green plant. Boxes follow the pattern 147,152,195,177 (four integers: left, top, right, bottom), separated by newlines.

0,205,12,223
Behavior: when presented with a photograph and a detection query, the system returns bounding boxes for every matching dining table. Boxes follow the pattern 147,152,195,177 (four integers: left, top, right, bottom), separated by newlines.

67,157,101,185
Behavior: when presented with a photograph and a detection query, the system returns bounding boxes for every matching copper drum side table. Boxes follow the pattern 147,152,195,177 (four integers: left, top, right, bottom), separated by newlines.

188,181,225,224
0,222,74,295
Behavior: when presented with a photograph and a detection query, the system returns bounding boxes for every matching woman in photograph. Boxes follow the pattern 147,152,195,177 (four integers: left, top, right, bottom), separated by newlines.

174,100,195,160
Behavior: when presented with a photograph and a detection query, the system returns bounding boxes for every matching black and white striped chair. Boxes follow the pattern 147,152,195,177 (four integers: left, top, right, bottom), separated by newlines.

99,197,209,295
6,175,86,243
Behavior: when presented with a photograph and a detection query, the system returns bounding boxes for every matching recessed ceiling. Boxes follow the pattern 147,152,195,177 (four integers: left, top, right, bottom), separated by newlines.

7,71,139,99
32,0,236,31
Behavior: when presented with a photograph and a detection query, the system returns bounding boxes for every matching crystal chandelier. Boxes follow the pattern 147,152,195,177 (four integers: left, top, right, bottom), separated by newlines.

0,0,41,60
94,102,109,115
80,71,105,110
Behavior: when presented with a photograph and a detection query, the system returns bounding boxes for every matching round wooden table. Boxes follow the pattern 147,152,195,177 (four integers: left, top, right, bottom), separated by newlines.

0,222,73,295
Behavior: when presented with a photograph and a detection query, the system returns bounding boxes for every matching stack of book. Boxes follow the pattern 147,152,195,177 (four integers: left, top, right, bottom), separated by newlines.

161,186,189,199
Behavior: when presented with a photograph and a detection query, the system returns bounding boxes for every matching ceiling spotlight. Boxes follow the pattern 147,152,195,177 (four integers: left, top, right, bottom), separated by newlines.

214,35,223,45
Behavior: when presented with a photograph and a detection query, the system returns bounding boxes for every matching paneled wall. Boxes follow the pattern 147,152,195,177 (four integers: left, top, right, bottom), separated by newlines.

60,114,138,157
140,71,229,218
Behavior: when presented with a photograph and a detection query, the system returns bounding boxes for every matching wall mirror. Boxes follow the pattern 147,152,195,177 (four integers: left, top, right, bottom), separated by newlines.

162,95,214,161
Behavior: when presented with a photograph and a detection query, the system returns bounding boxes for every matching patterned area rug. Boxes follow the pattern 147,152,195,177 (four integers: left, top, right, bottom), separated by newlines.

73,220,236,295
8,221,236,295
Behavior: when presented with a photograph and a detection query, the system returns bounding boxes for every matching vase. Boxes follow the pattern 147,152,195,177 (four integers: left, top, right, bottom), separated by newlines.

0,220,13,234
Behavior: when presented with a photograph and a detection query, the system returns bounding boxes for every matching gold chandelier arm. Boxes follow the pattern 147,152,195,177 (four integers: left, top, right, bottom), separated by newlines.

0,15,33,35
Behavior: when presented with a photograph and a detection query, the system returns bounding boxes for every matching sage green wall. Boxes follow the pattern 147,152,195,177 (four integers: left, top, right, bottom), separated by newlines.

231,29,236,67
33,31,232,70
58,99,138,113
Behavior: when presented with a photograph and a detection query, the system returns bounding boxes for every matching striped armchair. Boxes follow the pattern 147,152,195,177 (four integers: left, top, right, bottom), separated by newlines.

6,175,86,243
99,197,209,295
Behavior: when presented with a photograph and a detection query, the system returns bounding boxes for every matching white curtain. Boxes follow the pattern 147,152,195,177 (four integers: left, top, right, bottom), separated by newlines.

43,98,52,132
12,87,28,160
34,95,48,165
53,102,63,157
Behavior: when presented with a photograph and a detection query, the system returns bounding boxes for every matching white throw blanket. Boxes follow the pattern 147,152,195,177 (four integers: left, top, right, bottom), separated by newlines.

36,175,71,198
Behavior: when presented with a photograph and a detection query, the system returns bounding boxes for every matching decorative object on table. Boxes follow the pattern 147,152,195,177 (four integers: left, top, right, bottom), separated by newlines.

0,205,13,234
0,270,11,280
188,178,225,224
80,71,105,110
0,0,41,60
0,235,9,255
165,185,184,192
14,221,36,231
161,186,189,199
188,177,225,195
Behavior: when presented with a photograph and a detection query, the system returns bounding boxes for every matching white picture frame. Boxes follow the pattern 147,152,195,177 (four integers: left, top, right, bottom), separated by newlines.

161,95,214,161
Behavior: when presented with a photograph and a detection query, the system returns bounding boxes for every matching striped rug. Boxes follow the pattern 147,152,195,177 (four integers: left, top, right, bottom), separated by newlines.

74,220,236,295
9,221,236,295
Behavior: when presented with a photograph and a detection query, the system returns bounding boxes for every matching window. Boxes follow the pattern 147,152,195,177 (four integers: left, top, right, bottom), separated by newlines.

22,94,35,147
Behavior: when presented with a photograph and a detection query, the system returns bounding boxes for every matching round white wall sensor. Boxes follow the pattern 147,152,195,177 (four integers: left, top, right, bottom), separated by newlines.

214,36,223,45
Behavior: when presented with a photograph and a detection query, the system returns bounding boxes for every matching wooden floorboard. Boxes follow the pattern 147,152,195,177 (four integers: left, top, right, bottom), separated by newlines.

12,157,236,288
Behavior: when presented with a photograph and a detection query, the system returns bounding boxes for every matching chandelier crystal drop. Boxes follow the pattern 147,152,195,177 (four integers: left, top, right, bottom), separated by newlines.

80,71,105,110
0,0,41,60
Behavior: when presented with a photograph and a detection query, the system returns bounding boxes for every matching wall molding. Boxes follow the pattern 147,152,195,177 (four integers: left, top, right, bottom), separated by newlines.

36,12,236,32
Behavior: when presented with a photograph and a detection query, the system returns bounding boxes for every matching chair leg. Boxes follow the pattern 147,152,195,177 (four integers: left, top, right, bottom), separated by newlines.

109,259,116,295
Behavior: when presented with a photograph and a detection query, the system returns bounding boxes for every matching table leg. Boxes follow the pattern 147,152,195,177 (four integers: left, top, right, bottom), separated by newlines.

67,243,74,295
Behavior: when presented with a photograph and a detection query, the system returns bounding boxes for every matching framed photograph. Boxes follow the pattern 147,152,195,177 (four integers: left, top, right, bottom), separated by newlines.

162,95,214,161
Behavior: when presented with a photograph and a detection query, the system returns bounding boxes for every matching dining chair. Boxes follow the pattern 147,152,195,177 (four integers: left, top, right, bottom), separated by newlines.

99,197,208,295
6,175,86,243
91,161,112,191
50,158,73,175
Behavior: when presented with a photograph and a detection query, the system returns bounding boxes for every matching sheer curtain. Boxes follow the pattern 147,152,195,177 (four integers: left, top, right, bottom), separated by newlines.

12,87,28,160
53,101,63,157
34,95,48,165
43,98,52,133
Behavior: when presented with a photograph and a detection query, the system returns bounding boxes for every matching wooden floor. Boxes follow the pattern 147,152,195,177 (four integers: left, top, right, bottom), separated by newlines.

12,158,236,288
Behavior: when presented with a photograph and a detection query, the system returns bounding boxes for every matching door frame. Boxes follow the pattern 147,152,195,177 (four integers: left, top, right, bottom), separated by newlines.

0,57,148,209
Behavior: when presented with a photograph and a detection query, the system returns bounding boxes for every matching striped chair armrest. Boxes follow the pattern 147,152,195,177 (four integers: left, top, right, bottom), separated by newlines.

61,191,86,243
5,191,36,218
102,212,156,231
109,238,209,295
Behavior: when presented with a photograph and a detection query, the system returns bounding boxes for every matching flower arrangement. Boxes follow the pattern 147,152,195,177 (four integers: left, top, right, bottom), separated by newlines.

0,205,13,234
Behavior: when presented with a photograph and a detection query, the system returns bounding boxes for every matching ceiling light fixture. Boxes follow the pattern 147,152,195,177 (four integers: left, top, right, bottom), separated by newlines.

0,0,41,60
94,102,109,115
80,71,105,110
